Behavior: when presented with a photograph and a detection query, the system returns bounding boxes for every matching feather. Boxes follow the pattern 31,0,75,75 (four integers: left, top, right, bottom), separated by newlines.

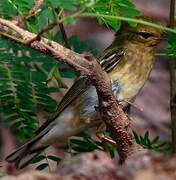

36,47,124,134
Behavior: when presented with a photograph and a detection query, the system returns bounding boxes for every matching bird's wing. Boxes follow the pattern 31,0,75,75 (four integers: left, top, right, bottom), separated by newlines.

36,46,124,134
99,46,124,72
36,76,90,134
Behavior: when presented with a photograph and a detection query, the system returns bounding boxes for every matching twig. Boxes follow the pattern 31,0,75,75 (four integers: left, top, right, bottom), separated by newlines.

0,17,138,163
26,7,88,45
11,0,44,29
78,13,176,34
169,0,176,153
54,8,71,49
26,22,58,44
25,0,44,20
59,23,71,49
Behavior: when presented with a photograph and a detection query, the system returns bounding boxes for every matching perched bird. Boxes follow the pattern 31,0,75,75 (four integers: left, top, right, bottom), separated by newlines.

6,21,163,168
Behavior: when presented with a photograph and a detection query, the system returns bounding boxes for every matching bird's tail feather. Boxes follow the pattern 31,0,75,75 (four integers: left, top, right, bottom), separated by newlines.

5,144,26,162
5,126,50,168
5,141,47,168
5,128,50,168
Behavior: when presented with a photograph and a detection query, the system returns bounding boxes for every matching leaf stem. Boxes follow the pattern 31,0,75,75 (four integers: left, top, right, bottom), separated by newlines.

78,13,176,34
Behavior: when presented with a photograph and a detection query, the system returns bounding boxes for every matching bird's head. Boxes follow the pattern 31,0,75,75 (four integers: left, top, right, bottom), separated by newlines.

115,21,163,47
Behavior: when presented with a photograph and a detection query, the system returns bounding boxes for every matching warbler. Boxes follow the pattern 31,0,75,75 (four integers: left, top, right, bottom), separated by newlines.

5,22,162,168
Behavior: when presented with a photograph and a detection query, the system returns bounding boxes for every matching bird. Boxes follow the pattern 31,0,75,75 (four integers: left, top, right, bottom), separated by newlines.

5,21,163,168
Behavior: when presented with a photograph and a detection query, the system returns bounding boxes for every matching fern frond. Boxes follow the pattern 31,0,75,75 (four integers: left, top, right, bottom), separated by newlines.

0,37,58,141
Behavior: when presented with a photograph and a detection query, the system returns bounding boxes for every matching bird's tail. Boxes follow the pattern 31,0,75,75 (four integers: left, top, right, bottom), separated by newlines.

5,139,47,169
5,123,52,169
5,128,50,169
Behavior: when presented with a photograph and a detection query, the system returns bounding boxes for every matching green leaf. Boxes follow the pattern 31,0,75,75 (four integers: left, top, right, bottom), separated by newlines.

70,137,101,152
133,131,140,144
66,16,77,25
0,37,58,142
36,163,48,170
89,0,141,30
47,155,62,162
151,136,159,145
32,155,46,163
0,0,18,18
69,36,98,54
9,0,35,15
46,64,68,89
166,33,176,58
107,143,116,158
48,0,77,11
143,131,149,142
38,7,54,29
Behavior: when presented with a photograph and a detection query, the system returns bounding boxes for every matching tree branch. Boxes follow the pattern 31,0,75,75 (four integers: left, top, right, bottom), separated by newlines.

0,17,139,163
26,0,44,20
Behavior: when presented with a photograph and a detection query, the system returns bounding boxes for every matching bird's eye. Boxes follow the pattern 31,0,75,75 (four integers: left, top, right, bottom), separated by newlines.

139,32,153,39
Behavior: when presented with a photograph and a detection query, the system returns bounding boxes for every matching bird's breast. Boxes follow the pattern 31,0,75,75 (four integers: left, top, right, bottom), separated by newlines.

76,80,121,121
74,44,155,122
109,45,155,101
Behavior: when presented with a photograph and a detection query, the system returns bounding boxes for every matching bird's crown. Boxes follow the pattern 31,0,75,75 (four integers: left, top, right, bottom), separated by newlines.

115,18,163,46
